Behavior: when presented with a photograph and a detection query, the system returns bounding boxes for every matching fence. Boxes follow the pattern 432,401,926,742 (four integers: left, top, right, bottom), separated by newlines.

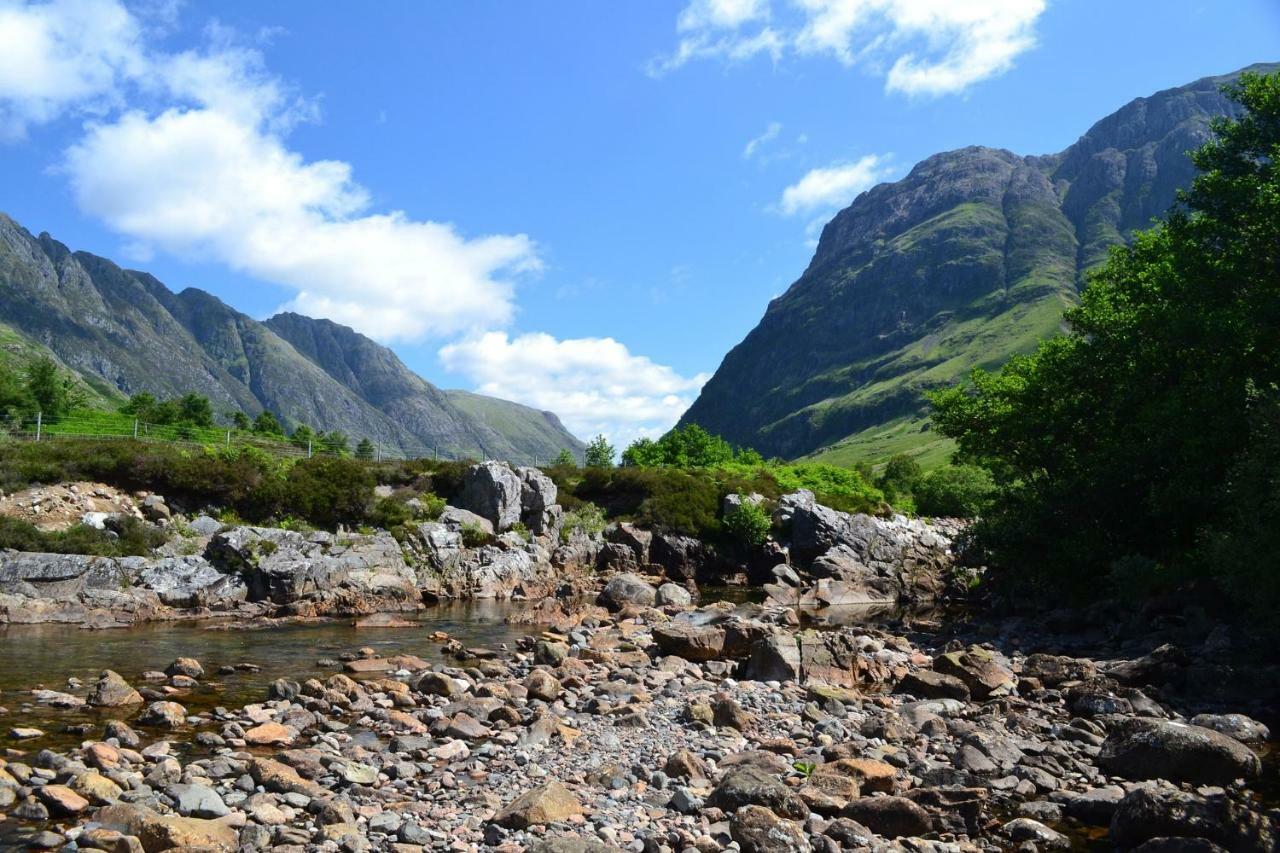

4,412,557,468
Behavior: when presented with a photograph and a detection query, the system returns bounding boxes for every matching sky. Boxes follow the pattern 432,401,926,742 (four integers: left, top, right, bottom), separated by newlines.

0,0,1276,447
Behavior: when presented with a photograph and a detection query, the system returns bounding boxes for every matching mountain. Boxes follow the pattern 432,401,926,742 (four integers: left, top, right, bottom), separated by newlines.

0,215,584,462
680,63,1276,467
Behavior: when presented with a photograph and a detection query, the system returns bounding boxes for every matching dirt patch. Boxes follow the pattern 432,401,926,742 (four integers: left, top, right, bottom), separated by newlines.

0,481,144,531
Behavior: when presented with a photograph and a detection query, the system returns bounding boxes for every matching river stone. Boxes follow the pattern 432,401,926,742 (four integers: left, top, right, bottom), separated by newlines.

1110,786,1276,853
517,466,559,534
166,783,229,818
342,762,378,785
841,796,932,839
165,657,204,679
137,701,187,728
70,771,123,805
730,804,811,853
36,784,90,815
598,573,656,611
664,749,711,781
493,781,584,828
933,647,1016,699
526,840,625,853
243,722,297,746
654,622,725,661
708,766,808,820
655,582,693,607
1098,720,1260,784
897,669,970,702
526,669,562,702
87,670,143,707
1004,817,1069,849
459,462,524,531
1188,713,1271,745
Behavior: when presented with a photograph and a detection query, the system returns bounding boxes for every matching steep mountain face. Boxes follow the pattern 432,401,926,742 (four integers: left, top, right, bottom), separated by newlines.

0,216,583,461
680,63,1274,464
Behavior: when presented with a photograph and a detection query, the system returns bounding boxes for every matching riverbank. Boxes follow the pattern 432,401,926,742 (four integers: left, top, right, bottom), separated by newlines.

1,583,1277,852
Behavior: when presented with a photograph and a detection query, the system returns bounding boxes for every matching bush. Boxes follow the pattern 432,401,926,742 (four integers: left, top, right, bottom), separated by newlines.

0,515,166,557
913,464,996,518
460,521,493,549
274,457,376,529
560,501,606,541
723,500,772,547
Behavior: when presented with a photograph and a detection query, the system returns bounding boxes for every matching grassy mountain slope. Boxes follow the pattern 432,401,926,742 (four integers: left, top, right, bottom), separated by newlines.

680,63,1274,466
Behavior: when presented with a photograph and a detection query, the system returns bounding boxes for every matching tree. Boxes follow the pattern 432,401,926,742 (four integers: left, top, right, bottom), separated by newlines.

552,449,576,467
253,411,285,436
355,438,376,460
912,465,995,518
584,434,615,468
290,424,317,450
620,424,741,468
231,411,252,431
121,392,159,422
176,393,215,428
318,430,349,456
0,363,32,423
620,437,663,467
877,453,922,503
25,357,81,418
929,72,1280,600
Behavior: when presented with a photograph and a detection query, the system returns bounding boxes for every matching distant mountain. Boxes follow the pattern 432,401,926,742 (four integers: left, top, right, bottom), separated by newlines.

0,215,584,462
680,63,1276,466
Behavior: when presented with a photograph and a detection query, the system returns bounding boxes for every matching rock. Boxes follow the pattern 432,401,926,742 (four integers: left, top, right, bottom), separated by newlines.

597,573,655,611
933,647,1016,699
1098,720,1261,784
342,762,378,785
248,757,327,798
606,523,652,564
1064,786,1126,826
526,840,625,853
664,749,712,781
1130,840,1230,853
243,721,297,746
70,771,123,805
713,696,755,731
9,726,43,739
1003,817,1069,849
459,462,525,531
37,784,90,815
650,533,705,582
526,669,562,702
1110,786,1276,853
354,612,416,628
730,804,811,853
87,670,143,706
165,657,204,679
823,818,877,847
493,781,584,828
654,622,726,662
1021,653,1098,686
138,701,187,728
656,582,693,607
800,764,861,815
708,766,808,820
137,557,246,608
415,671,461,697
188,515,224,536
897,669,970,702
166,783,229,818
840,796,932,839
1188,713,1271,745
534,640,570,666
517,466,559,534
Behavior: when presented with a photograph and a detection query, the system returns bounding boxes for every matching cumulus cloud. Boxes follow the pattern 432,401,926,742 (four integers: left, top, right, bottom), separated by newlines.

778,154,892,215
439,332,710,447
0,0,538,342
742,120,782,159
654,0,1047,95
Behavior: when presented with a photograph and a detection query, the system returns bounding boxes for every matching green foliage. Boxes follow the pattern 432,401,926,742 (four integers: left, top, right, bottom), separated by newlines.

877,453,922,498
354,438,376,460
231,411,252,431
460,521,493,549
553,448,576,467
121,392,214,429
290,424,317,449
560,501,606,542
0,361,32,423
272,457,375,529
252,411,285,436
723,499,772,547
621,423,741,468
584,434,616,468
318,430,349,456
768,463,883,515
912,464,995,518
0,515,166,557
25,357,83,418
929,72,1280,611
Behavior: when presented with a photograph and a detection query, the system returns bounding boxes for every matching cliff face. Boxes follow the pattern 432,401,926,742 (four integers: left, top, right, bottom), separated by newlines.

0,217,584,461
680,64,1273,463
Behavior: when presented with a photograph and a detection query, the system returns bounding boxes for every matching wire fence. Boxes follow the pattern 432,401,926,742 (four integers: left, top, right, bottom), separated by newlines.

2,412,559,468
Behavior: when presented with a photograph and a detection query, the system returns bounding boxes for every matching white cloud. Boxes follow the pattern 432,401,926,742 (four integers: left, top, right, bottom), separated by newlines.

0,0,541,342
778,154,892,215
0,0,145,138
439,332,710,448
742,120,782,159
654,0,1047,95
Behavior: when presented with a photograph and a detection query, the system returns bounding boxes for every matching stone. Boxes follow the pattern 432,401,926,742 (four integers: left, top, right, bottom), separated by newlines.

87,669,143,706
166,783,230,818
933,647,1016,699
243,722,297,746
597,572,656,611
840,796,932,839
415,670,461,697
526,669,562,702
526,839,625,853
800,765,860,815
493,781,584,829
138,701,187,728
708,766,808,820
1003,817,1069,849
730,804,811,853
664,749,711,781
1098,720,1261,785
248,757,327,798
342,762,378,785
655,582,693,607
534,640,570,666
1188,713,1271,745
459,462,525,531
517,467,559,534
70,770,123,805
1021,653,1098,686
165,657,204,679
1110,786,1275,853
188,515,224,536
897,669,970,702
10,726,44,739
654,622,726,662
36,784,90,815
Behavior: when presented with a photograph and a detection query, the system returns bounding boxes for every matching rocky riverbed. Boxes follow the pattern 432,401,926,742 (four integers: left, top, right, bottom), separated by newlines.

1,581,1276,852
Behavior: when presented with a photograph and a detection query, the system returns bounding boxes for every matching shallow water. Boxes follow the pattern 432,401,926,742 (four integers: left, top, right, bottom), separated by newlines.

0,601,532,744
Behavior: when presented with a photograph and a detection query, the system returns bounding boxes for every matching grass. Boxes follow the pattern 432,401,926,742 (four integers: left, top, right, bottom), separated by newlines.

804,415,956,471
0,321,125,411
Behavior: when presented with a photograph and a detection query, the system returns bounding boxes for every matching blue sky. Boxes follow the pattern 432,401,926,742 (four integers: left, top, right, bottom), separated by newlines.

0,0,1276,445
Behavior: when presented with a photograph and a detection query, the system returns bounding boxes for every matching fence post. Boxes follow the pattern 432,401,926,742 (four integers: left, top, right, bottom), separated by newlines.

375,444,381,462
133,419,139,439
307,440,313,459
226,429,231,446
35,411,42,442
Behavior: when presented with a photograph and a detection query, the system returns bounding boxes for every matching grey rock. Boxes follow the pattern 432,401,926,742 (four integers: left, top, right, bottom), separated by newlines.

655,582,693,607
459,462,524,531
166,782,229,818
1099,720,1261,785
597,573,656,611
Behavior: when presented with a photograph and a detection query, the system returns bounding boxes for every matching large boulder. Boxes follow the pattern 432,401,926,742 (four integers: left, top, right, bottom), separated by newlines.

87,670,142,707
606,523,652,565
653,623,726,661
517,467,559,534
1110,786,1276,853
421,545,557,600
598,573,656,611
1099,720,1261,785
708,766,808,820
934,647,1017,700
493,781,584,829
730,804,810,853
136,556,246,608
746,629,891,689
650,533,706,583
459,462,525,531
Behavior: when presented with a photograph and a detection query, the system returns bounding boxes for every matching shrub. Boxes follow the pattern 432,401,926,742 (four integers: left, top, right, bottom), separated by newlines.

723,500,772,547
275,457,375,529
460,521,492,549
560,502,606,542
913,464,995,518
0,515,166,557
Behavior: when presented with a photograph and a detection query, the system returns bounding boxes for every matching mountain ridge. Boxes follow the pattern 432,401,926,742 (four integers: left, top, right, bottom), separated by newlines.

0,215,584,462
680,62,1276,465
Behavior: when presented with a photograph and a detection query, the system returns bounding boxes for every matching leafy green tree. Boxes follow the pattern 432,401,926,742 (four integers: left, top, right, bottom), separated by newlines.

929,72,1280,597
620,424,742,468
252,411,285,436
0,363,32,423
25,357,81,418
290,424,317,450
620,437,663,467
176,393,215,428
231,411,252,431
318,430,349,456
552,448,576,467
877,453,922,498
584,434,615,468
355,438,376,460
121,392,159,421
913,465,995,518
723,500,772,547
